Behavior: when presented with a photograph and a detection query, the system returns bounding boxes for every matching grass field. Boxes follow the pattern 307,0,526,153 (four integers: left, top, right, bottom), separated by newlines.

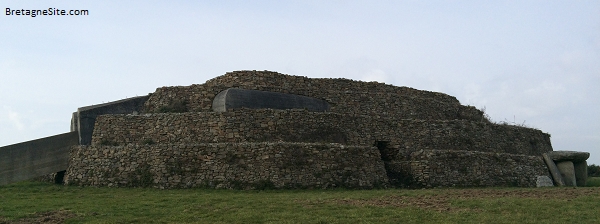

1,181,600,223
586,177,600,187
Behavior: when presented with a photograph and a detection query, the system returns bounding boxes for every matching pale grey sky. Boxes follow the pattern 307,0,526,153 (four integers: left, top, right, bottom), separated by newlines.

1,1,599,164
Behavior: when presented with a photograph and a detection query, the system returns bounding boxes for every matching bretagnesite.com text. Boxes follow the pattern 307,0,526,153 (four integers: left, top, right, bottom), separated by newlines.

6,8,89,17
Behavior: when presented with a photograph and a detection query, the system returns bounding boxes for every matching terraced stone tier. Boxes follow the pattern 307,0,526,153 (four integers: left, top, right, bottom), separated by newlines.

143,70,486,121
91,109,552,156
65,142,388,189
385,149,549,188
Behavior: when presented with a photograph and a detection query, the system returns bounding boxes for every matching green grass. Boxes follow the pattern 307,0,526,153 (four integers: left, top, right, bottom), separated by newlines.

1,181,600,223
586,177,600,187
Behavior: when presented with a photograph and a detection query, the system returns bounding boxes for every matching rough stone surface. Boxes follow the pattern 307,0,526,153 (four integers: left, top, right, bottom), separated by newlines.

385,149,549,188
548,151,590,162
536,176,554,187
65,142,388,189
574,161,588,187
542,153,564,186
61,71,558,189
212,88,330,112
556,161,577,187
143,70,486,121
91,109,553,156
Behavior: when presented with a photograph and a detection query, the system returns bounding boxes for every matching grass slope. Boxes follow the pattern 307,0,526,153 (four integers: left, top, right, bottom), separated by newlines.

1,181,599,223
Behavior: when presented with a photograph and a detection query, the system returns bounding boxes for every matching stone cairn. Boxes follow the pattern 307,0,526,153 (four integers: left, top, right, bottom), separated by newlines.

60,71,592,189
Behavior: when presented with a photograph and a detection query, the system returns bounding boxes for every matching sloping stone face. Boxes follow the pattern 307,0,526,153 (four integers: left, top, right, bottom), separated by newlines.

65,143,388,189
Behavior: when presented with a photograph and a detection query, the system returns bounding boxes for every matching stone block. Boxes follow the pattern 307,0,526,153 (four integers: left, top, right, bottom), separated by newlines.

548,151,590,162
536,176,554,187
542,153,564,186
556,161,576,187
574,161,587,187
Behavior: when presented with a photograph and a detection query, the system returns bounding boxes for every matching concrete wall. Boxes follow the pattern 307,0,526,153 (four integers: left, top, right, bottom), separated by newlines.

0,131,79,185
212,88,330,112
76,95,149,145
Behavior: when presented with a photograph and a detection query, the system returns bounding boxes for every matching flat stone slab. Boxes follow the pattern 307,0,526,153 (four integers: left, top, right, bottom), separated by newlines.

212,88,330,112
556,161,577,187
542,153,564,186
574,161,588,187
548,151,590,162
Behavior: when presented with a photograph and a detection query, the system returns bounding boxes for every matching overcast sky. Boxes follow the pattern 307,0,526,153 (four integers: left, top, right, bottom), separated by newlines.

1,1,599,164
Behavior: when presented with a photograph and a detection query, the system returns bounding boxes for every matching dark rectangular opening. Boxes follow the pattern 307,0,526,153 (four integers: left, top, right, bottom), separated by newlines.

374,141,392,161
54,171,66,184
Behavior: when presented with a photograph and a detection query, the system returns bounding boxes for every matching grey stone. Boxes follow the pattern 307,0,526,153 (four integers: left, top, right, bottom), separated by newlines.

542,153,564,186
212,88,330,112
574,161,588,187
0,131,79,185
548,151,590,162
556,161,577,187
536,176,554,187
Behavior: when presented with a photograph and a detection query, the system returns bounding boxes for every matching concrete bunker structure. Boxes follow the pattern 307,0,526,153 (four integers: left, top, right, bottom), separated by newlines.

212,88,330,112
0,70,591,189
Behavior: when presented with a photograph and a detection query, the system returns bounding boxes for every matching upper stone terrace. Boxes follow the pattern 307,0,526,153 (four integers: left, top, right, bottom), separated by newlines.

143,70,486,121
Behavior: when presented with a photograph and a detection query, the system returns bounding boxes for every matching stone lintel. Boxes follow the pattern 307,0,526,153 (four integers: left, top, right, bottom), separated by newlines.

548,151,590,162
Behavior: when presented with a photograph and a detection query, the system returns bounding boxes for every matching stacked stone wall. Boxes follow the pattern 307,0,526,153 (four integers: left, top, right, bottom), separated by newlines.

65,142,388,189
143,71,485,121
66,71,556,189
387,149,549,188
91,109,552,156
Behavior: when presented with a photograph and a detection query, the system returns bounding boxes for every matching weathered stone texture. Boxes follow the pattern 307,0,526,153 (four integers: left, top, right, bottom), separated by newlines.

556,161,577,187
389,149,549,188
143,70,485,121
548,151,590,162
65,143,388,189
574,161,588,187
536,176,554,187
62,71,558,189
91,109,552,156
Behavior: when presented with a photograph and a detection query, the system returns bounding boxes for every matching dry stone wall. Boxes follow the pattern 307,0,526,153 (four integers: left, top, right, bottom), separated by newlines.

91,109,552,156
143,70,485,121
386,149,549,188
83,109,553,188
64,71,556,189
65,142,388,189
